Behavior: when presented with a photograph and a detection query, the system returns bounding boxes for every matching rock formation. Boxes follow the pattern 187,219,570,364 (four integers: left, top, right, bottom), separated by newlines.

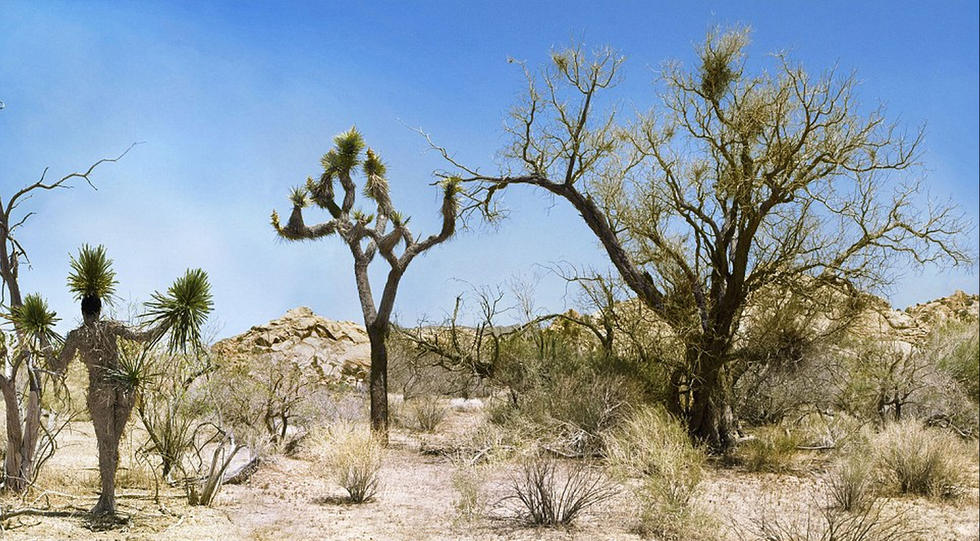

212,307,370,384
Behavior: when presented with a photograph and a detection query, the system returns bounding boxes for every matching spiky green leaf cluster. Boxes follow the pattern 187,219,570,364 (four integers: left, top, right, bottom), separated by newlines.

352,209,374,224
306,174,335,208
363,148,386,178
144,268,214,353
320,127,365,173
389,211,411,227
7,293,61,347
105,338,157,393
290,186,309,208
67,244,118,301
441,176,464,197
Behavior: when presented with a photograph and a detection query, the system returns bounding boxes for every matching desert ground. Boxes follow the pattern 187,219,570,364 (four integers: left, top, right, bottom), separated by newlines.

1,399,976,541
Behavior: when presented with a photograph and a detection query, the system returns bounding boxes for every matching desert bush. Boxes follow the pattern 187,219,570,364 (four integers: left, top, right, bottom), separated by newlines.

606,405,704,505
408,395,448,432
937,323,979,401
826,454,877,512
510,456,617,526
792,412,868,451
211,354,328,446
737,425,799,472
311,423,383,503
742,502,918,541
451,461,488,524
606,405,714,539
540,372,637,456
871,419,969,499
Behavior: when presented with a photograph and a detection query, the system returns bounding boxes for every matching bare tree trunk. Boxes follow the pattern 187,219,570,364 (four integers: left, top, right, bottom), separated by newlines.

676,344,738,453
0,369,42,493
367,324,389,444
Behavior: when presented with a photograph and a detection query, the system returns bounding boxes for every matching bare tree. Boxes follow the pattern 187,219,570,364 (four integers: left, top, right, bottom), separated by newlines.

0,146,134,492
440,30,971,451
271,128,461,442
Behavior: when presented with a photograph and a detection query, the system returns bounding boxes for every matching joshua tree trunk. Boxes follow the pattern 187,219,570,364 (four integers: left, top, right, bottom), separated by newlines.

366,323,389,437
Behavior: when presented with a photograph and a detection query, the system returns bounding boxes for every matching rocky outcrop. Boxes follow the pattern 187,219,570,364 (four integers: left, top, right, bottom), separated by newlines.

905,290,979,330
212,307,369,384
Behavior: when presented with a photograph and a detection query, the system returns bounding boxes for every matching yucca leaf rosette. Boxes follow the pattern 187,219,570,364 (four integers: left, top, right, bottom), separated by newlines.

7,293,61,348
143,268,214,353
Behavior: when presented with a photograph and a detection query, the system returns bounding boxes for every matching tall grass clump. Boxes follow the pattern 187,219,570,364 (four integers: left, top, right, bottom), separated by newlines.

606,406,716,539
871,419,969,499
311,423,384,503
510,456,617,526
450,460,488,524
409,395,448,432
825,454,877,512
737,425,799,472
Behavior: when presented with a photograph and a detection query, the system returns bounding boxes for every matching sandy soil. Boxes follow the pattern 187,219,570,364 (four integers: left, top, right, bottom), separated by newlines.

1,408,976,540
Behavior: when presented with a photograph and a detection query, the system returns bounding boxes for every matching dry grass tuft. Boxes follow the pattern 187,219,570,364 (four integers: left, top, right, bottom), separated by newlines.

871,419,970,499
309,422,384,503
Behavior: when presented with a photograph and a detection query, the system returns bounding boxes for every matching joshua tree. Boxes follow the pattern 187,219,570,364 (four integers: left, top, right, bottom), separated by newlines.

444,30,970,451
35,244,213,516
271,128,460,442
0,146,134,492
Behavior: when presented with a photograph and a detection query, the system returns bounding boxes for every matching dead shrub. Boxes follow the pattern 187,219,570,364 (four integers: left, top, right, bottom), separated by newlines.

510,456,617,526
741,502,919,541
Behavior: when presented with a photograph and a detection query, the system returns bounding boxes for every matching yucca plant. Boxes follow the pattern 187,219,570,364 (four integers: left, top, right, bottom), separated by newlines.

67,244,118,313
7,293,61,349
104,338,158,394
143,268,214,353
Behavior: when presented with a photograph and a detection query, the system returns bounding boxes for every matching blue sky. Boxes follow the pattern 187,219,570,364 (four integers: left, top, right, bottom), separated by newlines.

2,1,977,339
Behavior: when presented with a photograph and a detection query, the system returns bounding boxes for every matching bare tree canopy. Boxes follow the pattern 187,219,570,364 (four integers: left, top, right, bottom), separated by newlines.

438,28,973,451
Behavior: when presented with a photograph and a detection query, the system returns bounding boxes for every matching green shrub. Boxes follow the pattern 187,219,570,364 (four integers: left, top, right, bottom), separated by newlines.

737,425,799,472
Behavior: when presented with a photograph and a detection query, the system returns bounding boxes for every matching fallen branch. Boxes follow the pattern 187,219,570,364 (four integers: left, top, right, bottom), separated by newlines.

223,455,262,485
